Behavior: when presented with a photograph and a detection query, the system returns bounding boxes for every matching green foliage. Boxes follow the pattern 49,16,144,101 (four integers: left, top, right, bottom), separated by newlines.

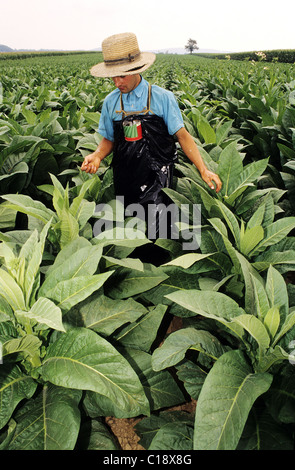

198,49,295,64
0,50,99,61
0,52,294,450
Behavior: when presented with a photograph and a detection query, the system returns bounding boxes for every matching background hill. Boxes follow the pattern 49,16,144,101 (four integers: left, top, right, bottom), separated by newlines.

1,44,230,55
0,44,13,52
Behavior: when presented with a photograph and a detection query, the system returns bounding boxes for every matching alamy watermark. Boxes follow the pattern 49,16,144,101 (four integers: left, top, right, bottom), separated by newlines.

93,196,201,250
0,81,3,105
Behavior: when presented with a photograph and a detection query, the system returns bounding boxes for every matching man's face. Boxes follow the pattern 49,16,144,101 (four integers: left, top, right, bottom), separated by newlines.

112,74,141,93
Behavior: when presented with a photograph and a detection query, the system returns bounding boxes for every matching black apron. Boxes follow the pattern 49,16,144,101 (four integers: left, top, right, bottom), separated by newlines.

112,84,178,208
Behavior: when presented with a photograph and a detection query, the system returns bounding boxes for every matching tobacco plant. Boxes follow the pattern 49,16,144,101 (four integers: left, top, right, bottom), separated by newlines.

0,197,185,449
148,252,295,449
0,52,294,450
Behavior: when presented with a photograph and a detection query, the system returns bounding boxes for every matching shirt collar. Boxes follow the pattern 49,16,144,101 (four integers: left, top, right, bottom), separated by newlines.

132,76,148,98
121,76,147,101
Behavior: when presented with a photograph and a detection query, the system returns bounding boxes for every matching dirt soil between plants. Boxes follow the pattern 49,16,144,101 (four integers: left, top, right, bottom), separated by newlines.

105,401,197,450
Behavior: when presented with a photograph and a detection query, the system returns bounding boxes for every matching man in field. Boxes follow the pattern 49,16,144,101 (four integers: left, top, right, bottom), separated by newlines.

82,32,221,192
81,33,221,251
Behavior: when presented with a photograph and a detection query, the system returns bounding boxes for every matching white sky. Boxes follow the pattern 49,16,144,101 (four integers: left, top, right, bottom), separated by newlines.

1,0,295,53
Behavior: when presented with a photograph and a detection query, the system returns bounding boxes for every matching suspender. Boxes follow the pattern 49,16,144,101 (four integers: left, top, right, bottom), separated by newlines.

115,84,153,117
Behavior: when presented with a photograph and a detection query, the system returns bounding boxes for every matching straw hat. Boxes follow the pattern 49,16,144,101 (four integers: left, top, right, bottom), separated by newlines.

90,32,156,78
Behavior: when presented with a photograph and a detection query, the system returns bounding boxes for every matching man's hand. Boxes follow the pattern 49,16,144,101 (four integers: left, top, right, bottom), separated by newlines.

200,168,222,193
176,127,222,193
81,152,101,173
81,137,114,174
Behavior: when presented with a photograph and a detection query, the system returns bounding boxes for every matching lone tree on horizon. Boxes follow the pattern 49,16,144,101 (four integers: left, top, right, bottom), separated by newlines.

185,38,199,54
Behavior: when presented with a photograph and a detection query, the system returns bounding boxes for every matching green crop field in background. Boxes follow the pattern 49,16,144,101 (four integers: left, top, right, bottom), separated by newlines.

0,51,295,450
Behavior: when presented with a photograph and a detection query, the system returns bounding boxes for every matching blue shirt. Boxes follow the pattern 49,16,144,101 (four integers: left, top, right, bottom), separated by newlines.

98,77,184,142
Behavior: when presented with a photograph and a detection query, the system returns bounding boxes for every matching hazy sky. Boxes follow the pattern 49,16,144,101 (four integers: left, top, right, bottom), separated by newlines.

1,0,295,53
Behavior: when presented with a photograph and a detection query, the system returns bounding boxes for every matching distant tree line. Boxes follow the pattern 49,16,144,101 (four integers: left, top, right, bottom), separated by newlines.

197,49,295,63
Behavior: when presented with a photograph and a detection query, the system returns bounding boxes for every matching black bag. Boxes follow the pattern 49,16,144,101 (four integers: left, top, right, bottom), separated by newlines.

112,113,177,207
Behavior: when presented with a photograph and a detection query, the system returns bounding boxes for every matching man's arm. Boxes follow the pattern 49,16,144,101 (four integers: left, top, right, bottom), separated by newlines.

81,137,114,174
175,127,222,193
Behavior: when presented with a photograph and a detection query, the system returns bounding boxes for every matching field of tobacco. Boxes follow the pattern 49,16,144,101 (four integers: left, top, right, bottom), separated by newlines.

0,51,295,450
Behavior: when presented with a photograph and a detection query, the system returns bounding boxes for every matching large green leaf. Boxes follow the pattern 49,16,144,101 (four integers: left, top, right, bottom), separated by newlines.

240,225,264,256
231,314,270,360
152,327,225,371
15,297,65,332
252,250,295,271
191,107,216,144
0,135,51,166
9,385,81,450
85,348,184,418
42,271,113,312
0,203,16,229
208,218,242,274
148,422,193,450
126,349,185,412
265,265,289,320
70,293,147,335
2,194,57,224
54,207,79,248
230,158,269,197
0,365,37,429
140,266,200,311
0,268,26,311
249,272,270,321
43,236,91,275
113,304,167,352
218,142,243,198
135,411,194,451
19,221,50,306
163,252,215,269
166,289,244,320
69,178,96,219
215,200,241,245
194,350,273,450
103,255,144,272
0,296,13,322
236,251,266,316
251,217,295,256
2,334,42,366
77,418,119,450
93,226,151,250
263,306,280,340
39,239,103,297
165,290,245,339
41,328,149,416
238,409,295,450
273,310,295,347
107,265,168,299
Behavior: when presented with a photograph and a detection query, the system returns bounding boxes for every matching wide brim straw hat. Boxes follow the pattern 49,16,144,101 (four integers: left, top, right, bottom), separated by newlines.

90,32,156,78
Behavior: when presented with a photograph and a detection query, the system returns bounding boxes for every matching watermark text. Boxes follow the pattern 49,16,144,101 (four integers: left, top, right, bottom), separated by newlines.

93,197,201,250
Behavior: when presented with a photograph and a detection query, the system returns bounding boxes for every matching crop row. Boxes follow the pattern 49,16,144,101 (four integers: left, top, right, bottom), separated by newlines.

0,53,294,450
